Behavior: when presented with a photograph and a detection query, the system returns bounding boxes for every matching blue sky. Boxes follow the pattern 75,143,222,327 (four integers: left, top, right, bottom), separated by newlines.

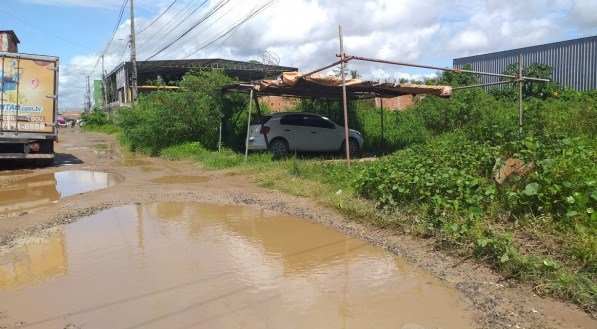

3,0,596,109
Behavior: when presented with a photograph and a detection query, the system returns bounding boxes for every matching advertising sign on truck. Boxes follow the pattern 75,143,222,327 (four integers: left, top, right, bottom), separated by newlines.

0,52,59,166
1,56,57,132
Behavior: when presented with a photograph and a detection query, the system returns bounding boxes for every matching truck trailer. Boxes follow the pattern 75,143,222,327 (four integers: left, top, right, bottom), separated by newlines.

0,52,59,167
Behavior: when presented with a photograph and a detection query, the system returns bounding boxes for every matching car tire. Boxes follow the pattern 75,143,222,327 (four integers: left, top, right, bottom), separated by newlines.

341,138,360,156
269,138,289,157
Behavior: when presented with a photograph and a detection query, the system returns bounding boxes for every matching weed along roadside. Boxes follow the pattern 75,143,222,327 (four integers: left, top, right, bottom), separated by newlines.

76,67,597,321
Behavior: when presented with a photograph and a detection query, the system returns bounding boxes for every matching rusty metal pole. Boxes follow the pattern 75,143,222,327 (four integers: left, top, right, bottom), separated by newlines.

380,97,385,153
218,119,222,153
339,25,351,170
518,53,523,135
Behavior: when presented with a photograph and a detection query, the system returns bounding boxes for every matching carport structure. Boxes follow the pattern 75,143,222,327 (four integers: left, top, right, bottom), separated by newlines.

222,72,453,165
224,26,550,170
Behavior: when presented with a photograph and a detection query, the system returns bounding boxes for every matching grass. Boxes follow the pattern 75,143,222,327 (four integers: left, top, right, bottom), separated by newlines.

81,123,119,135
155,141,596,314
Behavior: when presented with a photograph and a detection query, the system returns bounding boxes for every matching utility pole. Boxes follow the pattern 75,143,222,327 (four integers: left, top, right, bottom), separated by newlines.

130,0,138,104
86,75,91,113
338,25,351,170
101,54,108,111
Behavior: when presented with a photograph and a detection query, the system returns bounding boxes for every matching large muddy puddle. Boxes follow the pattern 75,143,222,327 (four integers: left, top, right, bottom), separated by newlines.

0,203,473,328
0,170,123,218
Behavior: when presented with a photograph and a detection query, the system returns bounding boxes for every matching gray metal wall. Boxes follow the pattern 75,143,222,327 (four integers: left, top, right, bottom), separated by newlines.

453,36,597,91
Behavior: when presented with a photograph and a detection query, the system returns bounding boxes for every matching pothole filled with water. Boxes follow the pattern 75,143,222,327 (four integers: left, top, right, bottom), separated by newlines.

0,203,473,328
150,175,211,184
92,143,118,159
0,170,123,218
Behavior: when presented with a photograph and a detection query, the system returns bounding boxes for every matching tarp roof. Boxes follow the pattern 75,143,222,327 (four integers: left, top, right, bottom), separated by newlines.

223,71,452,99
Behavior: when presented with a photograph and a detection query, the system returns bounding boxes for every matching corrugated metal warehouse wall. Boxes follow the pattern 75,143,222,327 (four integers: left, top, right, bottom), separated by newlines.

453,36,597,91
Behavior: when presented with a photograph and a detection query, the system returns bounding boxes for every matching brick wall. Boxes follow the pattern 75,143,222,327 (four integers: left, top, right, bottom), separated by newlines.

258,96,301,112
374,95,417,111
257,94,418,112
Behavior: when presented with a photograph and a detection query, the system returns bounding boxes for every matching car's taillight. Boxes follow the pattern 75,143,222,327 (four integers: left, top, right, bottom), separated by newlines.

30,142,40,152
260,126,270,135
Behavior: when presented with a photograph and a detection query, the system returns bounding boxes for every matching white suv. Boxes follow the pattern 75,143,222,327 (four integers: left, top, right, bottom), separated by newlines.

247,112,364,156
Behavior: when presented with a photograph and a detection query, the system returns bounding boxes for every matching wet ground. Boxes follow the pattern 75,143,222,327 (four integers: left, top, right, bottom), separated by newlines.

0,203,473,329
0,170,122,217
0,128,595,329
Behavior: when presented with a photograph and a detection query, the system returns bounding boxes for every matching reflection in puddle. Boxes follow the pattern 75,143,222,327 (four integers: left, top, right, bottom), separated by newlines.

150,175,210,184
0,232,67,289
92,143,118,159
0,203,473,328
0,171,123,217
115,151,152,167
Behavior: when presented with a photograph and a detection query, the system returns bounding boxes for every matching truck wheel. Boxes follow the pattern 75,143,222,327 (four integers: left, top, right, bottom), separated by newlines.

269,138,289,157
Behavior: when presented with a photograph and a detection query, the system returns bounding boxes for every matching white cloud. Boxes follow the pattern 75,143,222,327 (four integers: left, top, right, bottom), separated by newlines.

449,30,489,53
571,0,597,29
53,0,597,109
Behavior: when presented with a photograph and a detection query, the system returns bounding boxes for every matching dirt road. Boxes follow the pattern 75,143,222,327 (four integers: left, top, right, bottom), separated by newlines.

0,128,594,328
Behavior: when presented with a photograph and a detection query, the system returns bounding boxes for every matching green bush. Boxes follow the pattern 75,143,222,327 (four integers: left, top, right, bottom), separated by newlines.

353,133,499,215
115,70,246,155
504,136,596,224
81,111,111,126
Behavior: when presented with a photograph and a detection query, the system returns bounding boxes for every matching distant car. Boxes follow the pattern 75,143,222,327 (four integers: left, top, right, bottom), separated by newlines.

247,112,364,156
56,117,67,127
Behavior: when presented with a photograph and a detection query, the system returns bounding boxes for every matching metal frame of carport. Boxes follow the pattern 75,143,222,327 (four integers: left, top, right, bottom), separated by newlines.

227,26,551,170
331,26,549,169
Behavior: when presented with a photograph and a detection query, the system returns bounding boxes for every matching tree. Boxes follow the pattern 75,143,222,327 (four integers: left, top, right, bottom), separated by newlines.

432,64,479,87
332,66,360,79
491,63,561,100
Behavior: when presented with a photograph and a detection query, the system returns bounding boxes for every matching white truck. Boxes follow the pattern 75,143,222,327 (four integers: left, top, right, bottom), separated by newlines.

0,52,59,166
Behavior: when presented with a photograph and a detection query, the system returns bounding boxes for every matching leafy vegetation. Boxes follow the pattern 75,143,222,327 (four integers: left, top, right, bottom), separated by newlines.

97,64,596,312
80,111,118,134
115,69,249,155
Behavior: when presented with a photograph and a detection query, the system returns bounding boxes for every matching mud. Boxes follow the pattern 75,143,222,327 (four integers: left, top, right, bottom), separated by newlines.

0,128,594,329
0,203,474,329
0,170,122,218
150,175,211,184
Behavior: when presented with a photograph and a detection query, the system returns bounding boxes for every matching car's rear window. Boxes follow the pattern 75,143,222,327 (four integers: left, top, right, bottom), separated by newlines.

280,114,306,126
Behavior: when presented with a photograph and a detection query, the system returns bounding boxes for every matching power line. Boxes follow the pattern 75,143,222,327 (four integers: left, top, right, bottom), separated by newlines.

184,0,277,59
0,7,94,51
136,0,207,56
152,1,236,60
136,0,180,35
143,0,231,61
136,0,277,76
89,0,129,76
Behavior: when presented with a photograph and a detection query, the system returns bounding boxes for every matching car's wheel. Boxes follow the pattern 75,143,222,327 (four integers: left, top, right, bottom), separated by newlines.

269,138,289,157
341,138,360,156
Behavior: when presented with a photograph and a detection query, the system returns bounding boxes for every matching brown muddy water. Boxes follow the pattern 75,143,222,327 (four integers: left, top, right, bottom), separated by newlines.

0,170,123,218
150,175,211,184
0,203,474,329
